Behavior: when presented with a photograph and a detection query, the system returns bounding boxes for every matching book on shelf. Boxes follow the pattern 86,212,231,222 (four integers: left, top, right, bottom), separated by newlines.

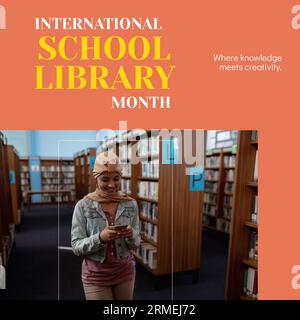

225,169,235,181
141,159,159,178
243,267,258,299
205,170,219,181
137,136,159,157
216,218,230,233
21,165,29,172
224,181,234,193
254,151,258,181
121,179,131,194
205,156,220,168
140,220,158,243
223,195,233,206
204,192,217,205
41,194,71,202
61,165,74,172
136,241,157,269
138,181,158,200
223,155,236,167
205,181,218,192
119,143,132,160
251,195,258,224
139,200,158,221
223,207,231,220
122,163,131,177
249,231,258,260
41,165,59,172
203,203,216,216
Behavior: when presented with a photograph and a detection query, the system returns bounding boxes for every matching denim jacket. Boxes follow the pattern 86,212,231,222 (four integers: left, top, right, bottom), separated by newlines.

71,198,140,263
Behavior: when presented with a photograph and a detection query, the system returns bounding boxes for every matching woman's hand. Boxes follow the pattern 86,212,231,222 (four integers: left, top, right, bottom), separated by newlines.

118,225,133,239
99,226,118,242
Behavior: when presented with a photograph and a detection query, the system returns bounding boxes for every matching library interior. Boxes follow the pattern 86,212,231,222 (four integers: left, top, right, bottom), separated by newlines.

0,129,258,300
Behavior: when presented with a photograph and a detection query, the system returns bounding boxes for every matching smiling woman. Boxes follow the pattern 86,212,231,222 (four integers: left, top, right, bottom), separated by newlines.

71,151,141,300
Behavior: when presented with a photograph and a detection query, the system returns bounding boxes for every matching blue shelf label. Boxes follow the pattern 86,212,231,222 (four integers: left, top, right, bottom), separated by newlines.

9,170,15,185
162,138,178,164
189,166,205,191
89,156,96,169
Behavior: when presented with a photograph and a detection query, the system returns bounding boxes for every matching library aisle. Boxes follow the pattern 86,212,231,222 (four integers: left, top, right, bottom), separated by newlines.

0,130,258,300
1,203,228,300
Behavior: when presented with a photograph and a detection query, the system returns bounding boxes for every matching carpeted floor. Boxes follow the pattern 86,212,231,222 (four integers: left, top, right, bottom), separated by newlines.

0,204,229,300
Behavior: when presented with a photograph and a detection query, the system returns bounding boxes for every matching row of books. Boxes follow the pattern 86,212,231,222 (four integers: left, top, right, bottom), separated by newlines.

251,195,258,224
139,201,158,221
41,194,75,202
223,155,236,167
141,160,159,178
140,221,158,243
243,267,258,299
225,169,235,181
205,170,219,181
203,203,216,216
42,172,59,178
20,172,30,178
42,185,74,191
205,181,218,192
137,136,160,157
254,151,258,181
216,218,230,233
205,156,220,168
223,195,233,206
119,144,132,160
249,232,258,260
223,207,232,220
136,241,157,269
60,172,74,178
121,179,131,194
224,181,234,193
41,165,60,172
21,165,29,172
122,163,131,176
60,165,74,172
21,178,30,185
204,193,217,205
138,181,158,200
42,178,75,184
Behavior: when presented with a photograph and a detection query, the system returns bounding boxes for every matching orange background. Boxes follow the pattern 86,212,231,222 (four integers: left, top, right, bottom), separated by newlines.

0,0,299,299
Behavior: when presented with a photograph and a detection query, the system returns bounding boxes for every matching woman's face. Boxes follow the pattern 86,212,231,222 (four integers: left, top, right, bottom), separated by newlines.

98,171,121,193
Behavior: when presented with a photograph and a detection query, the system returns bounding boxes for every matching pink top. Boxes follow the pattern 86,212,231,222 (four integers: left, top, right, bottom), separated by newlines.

81,208,135,286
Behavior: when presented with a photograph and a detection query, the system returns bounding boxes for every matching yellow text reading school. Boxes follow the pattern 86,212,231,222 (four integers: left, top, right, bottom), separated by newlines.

35,35,176,90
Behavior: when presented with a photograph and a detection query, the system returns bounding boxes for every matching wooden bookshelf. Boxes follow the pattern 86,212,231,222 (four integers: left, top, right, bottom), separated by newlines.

40,158,75,203
225,130,258,300
74,148,96,201
203,149,236,234
0,132,14,267
19,157,75,205
99,130,205,277
7,145,22,225
20,158,31,204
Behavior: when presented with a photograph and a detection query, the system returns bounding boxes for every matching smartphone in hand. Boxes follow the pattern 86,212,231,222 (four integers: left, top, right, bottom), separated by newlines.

113,224,128,232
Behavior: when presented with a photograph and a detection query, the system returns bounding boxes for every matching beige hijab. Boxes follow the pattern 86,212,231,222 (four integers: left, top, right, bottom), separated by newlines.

85,151,133,203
